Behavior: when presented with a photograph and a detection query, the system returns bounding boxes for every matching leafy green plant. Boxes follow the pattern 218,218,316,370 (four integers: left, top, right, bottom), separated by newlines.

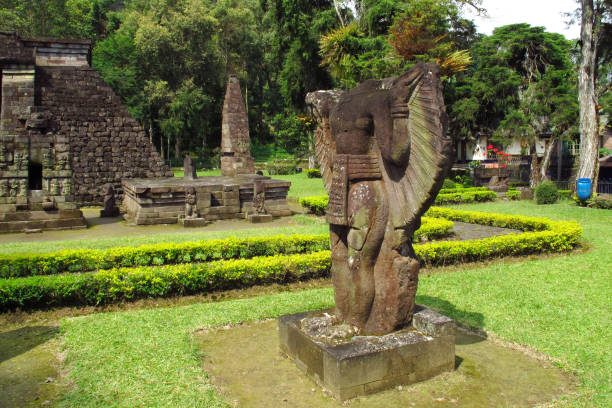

306,168,321,178
442,178,456,189
266,161,297,175
534,181,559,204
299,196,329,215
435,190,497,204
506,190,521,200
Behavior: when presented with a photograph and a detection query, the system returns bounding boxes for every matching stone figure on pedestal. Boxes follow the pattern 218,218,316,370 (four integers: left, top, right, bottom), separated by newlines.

183,155,197,180
306,63,453,335
100,183,120,217
184,187,199,219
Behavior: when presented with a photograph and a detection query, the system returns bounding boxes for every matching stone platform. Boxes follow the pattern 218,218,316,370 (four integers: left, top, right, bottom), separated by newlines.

122,175,291,225
0,209,86,233
279,306,456,401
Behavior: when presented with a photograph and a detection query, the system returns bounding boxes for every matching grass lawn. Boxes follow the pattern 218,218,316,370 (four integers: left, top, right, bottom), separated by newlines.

45,200,611,407
173,168,326,197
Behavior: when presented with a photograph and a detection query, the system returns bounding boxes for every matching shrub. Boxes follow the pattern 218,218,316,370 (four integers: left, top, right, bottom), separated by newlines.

306,168,322,178
534,181,559,204
0,235,329,279
0,251,332,311
266,161,297,175
414,217,454,242
558,190,571,200
435,190,497,204
442,178,456,189
299,195,329,215
439,187,488,194
506,190,521,200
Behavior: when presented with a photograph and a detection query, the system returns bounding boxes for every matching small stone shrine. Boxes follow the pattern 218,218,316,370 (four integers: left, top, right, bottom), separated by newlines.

100,183,120,217
123,75,291,225
220,75,255,176
279,63,454,400
0,32,171,233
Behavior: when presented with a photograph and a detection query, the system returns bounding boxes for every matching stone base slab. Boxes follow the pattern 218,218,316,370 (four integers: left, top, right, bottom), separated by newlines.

100,207,120,217
179,217,209,228
0,209,87,233
279,306,456,401
247,214,273,223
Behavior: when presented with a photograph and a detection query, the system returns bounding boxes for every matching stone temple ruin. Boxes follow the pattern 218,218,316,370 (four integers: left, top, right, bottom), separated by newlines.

0,32,172,233
123,76,291,225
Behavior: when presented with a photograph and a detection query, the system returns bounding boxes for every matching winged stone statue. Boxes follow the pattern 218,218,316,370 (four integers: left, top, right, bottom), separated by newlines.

306,63,453,335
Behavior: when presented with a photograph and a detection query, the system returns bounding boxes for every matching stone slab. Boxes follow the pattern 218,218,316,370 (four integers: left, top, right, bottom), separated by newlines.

248,214,273,223
279,306,456,401
100,208,120,217
179,217,209,228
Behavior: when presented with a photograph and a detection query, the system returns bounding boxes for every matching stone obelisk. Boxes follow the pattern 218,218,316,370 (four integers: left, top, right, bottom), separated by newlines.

220,75,255,177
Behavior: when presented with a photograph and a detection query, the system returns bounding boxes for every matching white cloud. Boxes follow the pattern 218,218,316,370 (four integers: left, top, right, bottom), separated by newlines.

464,0,581,39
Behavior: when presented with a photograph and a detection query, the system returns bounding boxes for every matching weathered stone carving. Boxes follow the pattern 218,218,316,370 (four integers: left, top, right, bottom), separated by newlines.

252,180,266,215
56,155,68,171
0,146,7,169
18,179,27,197
0,180,8,197
9,180,18,197
100,183,120,217
183,155,197,180
63,179,72,196
49,179,60,195
184,186,199,219
306,63,452,335
42,152,53,170
13,152,22,170
220,75,255,177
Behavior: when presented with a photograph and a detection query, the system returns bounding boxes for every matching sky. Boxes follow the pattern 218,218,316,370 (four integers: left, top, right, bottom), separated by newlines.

464,0,581,39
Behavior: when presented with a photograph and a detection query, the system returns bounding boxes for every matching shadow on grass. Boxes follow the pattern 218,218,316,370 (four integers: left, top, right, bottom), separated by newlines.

0,325,59,363
416,295,486,339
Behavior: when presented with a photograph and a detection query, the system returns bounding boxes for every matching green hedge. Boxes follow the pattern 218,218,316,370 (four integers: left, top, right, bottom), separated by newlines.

0,235,329,279
414,217,454,241
0,251,332,311
299,195,328,215
435,190,498,204
0,208,582,309
506,190,521,200
438,186,489,194
306,168,322,178
559,190,571,200
419,207,582,266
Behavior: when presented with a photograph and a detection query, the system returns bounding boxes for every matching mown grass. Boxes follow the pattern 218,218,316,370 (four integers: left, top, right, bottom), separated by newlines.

53,201,611,407
0,216,328,255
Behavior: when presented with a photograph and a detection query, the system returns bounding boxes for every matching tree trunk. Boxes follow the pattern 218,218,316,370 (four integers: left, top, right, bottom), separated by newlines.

540,139,556,181
529,143,541,188
174,135,182,159
577,0,600,190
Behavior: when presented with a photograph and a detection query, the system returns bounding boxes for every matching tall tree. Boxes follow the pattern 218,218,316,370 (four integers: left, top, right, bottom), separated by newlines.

576,0,611,188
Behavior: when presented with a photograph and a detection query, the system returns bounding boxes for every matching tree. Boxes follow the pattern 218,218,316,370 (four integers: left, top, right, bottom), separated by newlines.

451,24,579,186
576,0,611,189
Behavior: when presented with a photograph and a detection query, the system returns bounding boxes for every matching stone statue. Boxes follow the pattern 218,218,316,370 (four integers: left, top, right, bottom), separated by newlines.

12,152,22,170
252,180,266,215
49,179,60,195
18,179,27,197
184,186,198,219
306,63,452,335
183,155,197,180
100,183,120,217
0,145,7,169
0,180,8,197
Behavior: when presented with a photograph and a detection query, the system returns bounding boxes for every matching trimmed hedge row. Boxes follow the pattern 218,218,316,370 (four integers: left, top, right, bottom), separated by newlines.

0,208,582,309
418,207,582,266
506,190,521,200
0,235,329,279
435,190,498,204
438,186,488,194
299,195,328,215
1,217,454,279
0,251,332,311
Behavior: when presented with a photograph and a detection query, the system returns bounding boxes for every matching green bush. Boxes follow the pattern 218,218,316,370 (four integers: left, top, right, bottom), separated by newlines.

0,208,581,310
0,251,332,311
0,235,329,279
574,195,612,209
414,217,454,242
558,190,571,200
506,190,521,200
442,178,456,189
306,168,322,178
535,181,559,204
266,161,297,175
299,195,329,215
438,186,488,194
435,190,497,204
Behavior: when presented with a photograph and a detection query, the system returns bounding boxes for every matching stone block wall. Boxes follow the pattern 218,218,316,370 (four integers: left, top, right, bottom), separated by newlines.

36,66,173,204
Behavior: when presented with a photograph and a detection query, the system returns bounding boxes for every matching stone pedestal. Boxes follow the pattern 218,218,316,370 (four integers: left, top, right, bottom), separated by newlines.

179,217,209,228
247,214,273,223
279,306,456,401
100,207,120,217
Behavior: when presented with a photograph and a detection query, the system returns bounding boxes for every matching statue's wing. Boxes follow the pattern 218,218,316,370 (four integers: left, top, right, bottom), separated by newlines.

382,63,453,230
306,90,343,194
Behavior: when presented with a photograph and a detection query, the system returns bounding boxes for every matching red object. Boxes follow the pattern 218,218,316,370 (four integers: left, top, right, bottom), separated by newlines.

507,157,511,161
493,148,498,152
502,164,507,168
487,144,493,149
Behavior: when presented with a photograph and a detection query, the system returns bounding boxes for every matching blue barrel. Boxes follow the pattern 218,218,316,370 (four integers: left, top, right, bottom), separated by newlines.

576,178,592,201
